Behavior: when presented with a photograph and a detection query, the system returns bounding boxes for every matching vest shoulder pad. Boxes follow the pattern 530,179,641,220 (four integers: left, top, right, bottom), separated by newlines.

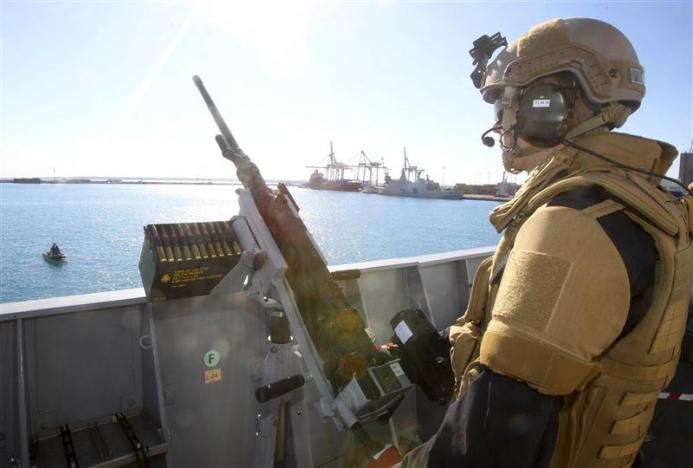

480,205,630,395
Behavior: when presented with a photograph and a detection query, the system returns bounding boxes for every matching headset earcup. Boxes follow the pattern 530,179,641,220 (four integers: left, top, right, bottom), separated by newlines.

517,84,569,147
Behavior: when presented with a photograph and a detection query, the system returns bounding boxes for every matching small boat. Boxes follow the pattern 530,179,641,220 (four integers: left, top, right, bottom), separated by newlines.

43,243,66,263
43,251,66,263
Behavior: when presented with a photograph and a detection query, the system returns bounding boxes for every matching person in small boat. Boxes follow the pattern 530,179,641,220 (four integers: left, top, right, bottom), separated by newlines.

50,243,62,256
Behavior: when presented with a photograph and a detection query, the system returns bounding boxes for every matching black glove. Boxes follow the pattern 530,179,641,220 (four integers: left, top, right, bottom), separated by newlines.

390,309,454,404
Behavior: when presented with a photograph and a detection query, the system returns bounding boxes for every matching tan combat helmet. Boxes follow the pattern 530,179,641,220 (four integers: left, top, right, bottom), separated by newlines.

481,18,645,110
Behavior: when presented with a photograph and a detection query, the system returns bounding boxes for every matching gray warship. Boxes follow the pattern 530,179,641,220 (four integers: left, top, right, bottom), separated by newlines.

378,148,464,200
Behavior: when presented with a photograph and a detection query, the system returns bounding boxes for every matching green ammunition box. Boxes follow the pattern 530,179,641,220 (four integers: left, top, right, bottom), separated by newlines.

139,221,242,302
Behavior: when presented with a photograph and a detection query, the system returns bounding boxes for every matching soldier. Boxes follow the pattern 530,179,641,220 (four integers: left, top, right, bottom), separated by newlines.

401,18,693,467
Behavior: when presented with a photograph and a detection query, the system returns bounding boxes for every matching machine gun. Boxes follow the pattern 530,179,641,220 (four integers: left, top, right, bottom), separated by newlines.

193,77,411,462
193,75,388,392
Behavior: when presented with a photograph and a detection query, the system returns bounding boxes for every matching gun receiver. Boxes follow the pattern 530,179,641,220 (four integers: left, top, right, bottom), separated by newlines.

192,75,387,392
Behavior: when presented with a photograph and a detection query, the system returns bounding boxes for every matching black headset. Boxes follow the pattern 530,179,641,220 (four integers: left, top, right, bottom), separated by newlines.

516,83,572,147
481,82,573,149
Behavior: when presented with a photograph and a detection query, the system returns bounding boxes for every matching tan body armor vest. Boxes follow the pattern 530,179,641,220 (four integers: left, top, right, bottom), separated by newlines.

450,133,693,468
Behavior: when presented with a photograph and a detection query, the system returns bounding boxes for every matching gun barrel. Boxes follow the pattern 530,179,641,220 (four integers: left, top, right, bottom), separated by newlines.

194,75,270,195
193,75,240,152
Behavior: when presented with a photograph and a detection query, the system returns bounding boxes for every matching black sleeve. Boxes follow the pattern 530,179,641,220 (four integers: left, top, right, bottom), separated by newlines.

419,186,657,468
424,368,559,468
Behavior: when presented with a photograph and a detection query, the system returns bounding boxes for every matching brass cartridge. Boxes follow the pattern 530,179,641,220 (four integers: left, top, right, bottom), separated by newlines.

193,223,209,258
161,225,175,261
176,224,193,260
149,225,167,262
209,223,226,257
167,225,183,261
183,224,202,259
199,223,217,258
216,222,234,256
232,240,241,255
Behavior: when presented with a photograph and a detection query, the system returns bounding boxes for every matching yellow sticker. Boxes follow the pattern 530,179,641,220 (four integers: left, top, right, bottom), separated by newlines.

204,368,222,384
161,273,172,283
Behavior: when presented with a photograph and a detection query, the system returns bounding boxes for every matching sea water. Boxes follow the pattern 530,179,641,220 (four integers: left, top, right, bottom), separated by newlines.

0,183,501,303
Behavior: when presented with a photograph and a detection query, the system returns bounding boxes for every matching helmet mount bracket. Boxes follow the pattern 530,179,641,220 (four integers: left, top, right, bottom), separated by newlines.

469,32,507,89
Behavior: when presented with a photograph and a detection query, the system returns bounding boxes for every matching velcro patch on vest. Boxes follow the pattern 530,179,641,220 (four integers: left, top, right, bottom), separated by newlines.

492,250,571,332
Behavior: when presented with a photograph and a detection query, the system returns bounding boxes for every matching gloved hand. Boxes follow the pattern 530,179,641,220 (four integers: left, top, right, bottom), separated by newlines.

390,309,454,404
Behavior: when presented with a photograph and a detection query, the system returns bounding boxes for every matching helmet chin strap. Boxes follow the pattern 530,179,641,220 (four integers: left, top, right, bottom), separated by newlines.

564,102,632,139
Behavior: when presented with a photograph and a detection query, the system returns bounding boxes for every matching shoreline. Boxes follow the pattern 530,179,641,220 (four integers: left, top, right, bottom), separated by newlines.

463,193,512,202
2,179,512,201
1,179,302,187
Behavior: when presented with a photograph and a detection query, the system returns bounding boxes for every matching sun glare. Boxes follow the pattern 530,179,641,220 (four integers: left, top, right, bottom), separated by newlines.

202,0,321,77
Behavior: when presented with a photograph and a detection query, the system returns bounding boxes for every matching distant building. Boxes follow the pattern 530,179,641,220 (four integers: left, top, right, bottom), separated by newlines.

453,182,520,197
12,177,41,184
679,144,693,187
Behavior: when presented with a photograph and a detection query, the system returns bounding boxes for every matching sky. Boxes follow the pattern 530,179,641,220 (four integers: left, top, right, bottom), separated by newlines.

1,0,691,185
